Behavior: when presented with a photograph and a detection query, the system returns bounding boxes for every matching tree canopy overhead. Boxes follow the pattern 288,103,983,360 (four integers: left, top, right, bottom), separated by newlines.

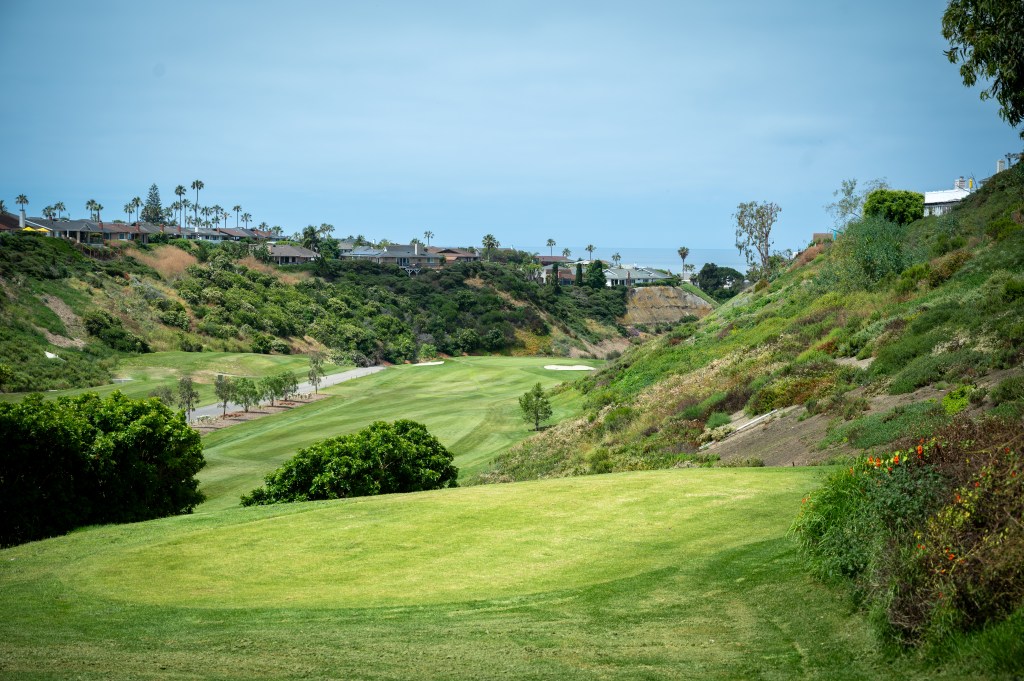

942,0,1024,139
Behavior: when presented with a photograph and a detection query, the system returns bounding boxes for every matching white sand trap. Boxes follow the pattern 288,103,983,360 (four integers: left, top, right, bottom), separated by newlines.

412,360,445,366
544,364,596,371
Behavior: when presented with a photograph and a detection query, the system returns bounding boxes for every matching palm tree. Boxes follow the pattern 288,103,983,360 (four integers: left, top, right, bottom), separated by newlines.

677,246,690,270
482,234,499,261
131,196,142,223
190,179,204,224
86,199,96,220
0,199,6,213
94,203,103,221
424,230,434,246
562,247,571,258
585,244,595,259
612,252,622,266
233,205,241,227
54,201,65,219
174,185,187,228
123,202,133,223
241,212,252,228
15,194,28,214
546,238,556,255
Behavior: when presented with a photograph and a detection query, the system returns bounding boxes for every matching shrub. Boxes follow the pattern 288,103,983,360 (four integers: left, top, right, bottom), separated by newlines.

927,249,972,287
990,375,1024,405
985,216,1021,241
0,392,205,547
82,310,150,353
705,411,731,430
795,416,1024,646
241,420,457,505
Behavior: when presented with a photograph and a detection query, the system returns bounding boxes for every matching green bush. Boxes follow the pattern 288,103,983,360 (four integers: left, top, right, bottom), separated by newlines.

0,392,205,547
985,216,1021,241
241,420,458,505
82,310,150,353
991,375,1024,405
705,411,731,430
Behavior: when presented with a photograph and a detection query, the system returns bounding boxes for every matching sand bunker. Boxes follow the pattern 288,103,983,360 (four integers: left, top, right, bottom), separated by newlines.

544,364,596,371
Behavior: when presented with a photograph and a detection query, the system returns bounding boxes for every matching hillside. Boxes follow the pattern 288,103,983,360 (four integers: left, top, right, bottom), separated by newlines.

0,237,628,393
488,163,1024,480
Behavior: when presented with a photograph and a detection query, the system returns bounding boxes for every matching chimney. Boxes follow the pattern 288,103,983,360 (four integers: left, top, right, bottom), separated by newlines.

997,159,1006,173
19,209,25,229
414,242,420,255
954,176,965,190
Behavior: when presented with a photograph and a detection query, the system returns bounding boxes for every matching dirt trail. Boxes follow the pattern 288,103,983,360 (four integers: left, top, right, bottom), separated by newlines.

39,295,87,348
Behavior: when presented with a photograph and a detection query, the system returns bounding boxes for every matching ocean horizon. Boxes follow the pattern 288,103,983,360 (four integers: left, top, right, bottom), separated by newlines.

523,246,748,275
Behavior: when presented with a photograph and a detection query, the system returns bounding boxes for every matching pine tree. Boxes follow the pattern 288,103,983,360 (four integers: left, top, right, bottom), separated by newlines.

141,184,163,224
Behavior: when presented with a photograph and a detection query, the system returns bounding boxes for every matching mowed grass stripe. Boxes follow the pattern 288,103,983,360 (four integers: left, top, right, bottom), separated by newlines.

0,468,915,679
198,357,602,510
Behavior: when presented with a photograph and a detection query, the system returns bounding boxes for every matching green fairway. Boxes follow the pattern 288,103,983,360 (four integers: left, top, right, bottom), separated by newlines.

0,351,347,406
199,356,603,509
0,467,936,680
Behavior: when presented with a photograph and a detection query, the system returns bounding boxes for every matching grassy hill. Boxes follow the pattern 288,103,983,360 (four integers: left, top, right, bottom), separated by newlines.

493,164,1024,479
3,466,996,680
0,236,627,393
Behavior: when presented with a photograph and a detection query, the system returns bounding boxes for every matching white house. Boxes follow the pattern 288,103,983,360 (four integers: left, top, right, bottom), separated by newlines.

924,177,974,217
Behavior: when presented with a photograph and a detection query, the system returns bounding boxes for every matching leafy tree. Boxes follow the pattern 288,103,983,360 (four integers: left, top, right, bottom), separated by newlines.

233,377,261,412
259,374,285,407
826,215,908,288
214,373,234,416
862,189,924,226
0,363,11,392
241,420,458,505
585,259,607,289
148,385,175,406
278,371,299,400
693,263,744,301
177,375,200,417
308,351,325,394
550,262,561,290
734,201,781,280
824,178,889,230
575,261,584,286
519,382,553,431
0,392,204,547
943,0,1024,139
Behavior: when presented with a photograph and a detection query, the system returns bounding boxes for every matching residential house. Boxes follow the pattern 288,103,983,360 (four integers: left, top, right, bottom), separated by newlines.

536,254,570,267
340,243,443,270
427,246,480,263
539,262,578,286
603,265,673,287
924,177,974,217
268,244,318,264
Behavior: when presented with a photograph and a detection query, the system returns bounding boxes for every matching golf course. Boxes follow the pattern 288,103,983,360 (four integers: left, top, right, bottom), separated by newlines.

0,356,1004,678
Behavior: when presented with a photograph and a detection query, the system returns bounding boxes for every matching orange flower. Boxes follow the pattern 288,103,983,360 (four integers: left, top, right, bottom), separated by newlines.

893,454,900,465
917,445,924,456
948,552,955,561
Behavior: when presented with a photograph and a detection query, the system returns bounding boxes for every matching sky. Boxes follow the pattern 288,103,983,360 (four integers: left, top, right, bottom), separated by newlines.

1,0,1020,252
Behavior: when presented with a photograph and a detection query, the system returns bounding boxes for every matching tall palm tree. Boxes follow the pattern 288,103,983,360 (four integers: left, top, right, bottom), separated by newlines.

190,179,204,225
424,230,434,246
54,201,65,219
482,234,499,261
562,247,571,258
174,185,187,228
131,196,142,223
546,238,556,255
86,199,96,220
612,252,622,266
0,199,6,213
95,203,103,221
585,244,595,259
123,202,133,223
15,194,28,214
677,246,690,270
233,205,241,227
241,212,252,228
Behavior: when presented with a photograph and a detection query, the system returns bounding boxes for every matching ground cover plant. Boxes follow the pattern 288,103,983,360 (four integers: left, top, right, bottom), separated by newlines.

792,415,1023,672
1,466,993,680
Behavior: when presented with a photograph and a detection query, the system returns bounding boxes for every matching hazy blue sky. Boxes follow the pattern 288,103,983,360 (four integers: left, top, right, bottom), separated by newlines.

1,1,1019,251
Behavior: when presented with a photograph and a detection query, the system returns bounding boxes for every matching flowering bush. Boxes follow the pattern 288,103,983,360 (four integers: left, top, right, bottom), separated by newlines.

793,416,1024,646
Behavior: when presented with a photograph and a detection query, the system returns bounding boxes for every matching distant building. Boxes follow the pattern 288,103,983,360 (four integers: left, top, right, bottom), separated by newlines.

924,177,974,217
339,243,443,271
268,244,318,264
426,246,480,263
603,265,673,287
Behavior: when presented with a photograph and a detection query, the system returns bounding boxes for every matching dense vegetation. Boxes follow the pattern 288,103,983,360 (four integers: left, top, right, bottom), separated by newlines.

0,234,626,392
793,416,1022,665
0,391,204,546
241,420,458,505
491,162,1024,479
